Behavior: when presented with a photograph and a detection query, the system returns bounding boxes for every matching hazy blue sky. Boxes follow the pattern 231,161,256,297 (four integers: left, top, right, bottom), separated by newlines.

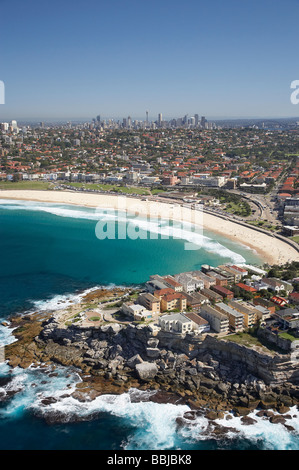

0,0,299,120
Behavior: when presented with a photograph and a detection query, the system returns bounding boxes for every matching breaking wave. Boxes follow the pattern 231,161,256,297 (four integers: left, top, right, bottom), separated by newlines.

0,199,246,264
0,361,298,450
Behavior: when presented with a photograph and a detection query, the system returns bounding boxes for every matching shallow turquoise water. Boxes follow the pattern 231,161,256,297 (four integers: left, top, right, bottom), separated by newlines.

1,199,297,451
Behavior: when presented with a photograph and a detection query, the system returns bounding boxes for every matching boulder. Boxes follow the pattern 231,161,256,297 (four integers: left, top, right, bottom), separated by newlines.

241,416,257,426
146,347,160,359
127,354,143,369
135,362,158,381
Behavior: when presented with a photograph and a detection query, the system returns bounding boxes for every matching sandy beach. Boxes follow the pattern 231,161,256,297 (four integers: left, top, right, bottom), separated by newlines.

0,189,298,266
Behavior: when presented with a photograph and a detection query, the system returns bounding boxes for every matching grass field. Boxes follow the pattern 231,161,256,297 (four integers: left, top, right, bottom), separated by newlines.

64,182,150,195
225,330,287,354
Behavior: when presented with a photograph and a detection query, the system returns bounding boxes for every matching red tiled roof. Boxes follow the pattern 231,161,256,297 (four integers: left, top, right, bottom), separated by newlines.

237,283,257,293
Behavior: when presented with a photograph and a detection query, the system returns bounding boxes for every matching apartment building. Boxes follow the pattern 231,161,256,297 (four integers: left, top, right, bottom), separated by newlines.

228,301,257,328
173,272,204,293
199,305,229,334
184,312,210,334
137,293,160,316
218,265,243,283
121,302,152,321
201,288,223,303
191,270,216,289
230,265,248,277
206,272,228,287
183,291,210,308
214,302,244,332
162,276,184,292
145,278,169,293
211,285,234,300
201,265,232,284
160,292,187,312
213,267,236,284
153,288,176,301
158,313,193,333
254,304,272,322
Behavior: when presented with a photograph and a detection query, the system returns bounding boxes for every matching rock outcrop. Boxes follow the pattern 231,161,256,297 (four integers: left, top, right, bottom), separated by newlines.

4,313,299,415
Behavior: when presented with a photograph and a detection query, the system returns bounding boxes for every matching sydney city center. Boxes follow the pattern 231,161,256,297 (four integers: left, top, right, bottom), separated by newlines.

0,0,299,456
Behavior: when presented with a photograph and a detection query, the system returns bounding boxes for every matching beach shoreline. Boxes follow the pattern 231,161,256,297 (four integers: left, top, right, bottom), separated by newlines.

0,189,298,266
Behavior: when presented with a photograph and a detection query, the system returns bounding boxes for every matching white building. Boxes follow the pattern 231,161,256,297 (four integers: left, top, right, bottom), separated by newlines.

121,303,152,321
173,272,204,293
158,313,193,334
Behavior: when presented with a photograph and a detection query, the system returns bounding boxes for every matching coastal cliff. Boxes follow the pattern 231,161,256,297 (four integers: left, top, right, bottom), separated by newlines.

4,311,299,419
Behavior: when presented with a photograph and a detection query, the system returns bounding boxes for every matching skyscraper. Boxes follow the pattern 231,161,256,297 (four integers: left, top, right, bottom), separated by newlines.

158,113,162,126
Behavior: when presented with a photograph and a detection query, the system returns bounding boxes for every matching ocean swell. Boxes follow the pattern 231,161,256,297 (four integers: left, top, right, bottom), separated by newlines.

0,199,246,264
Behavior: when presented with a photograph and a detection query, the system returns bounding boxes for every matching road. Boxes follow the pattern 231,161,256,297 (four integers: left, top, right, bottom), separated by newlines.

229,189,280,225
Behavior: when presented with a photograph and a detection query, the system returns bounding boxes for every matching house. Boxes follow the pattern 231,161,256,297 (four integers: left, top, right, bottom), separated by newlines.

199,305,230,334
184,312,210,334
211,285,234,300
271,296,288,307
289,292,299,305
236,283,257,295
261,278,293,295
251,281,270,291
214,302,244,332
274,308,299,330
158,313,193,334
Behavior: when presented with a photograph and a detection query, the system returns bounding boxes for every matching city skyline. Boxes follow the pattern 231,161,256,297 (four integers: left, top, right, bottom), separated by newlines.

1,0,299,120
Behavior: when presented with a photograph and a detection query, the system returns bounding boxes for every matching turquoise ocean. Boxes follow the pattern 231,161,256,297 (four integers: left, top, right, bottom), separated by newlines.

0,198,298,450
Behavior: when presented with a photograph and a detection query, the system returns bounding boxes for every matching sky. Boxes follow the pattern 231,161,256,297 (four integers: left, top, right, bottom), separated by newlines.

0,0,299,121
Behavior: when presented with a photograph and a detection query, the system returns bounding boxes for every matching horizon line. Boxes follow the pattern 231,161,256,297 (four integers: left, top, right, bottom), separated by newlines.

1,115,299,124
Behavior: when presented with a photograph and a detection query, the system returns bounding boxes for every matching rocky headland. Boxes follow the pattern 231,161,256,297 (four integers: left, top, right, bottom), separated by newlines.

3,301,299,432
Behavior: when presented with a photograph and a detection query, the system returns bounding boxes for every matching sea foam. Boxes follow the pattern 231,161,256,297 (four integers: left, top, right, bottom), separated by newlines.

0,199,246,264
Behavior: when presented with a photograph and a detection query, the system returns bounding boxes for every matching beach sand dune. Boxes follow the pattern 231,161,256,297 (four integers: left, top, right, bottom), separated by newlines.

0,189,298,266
